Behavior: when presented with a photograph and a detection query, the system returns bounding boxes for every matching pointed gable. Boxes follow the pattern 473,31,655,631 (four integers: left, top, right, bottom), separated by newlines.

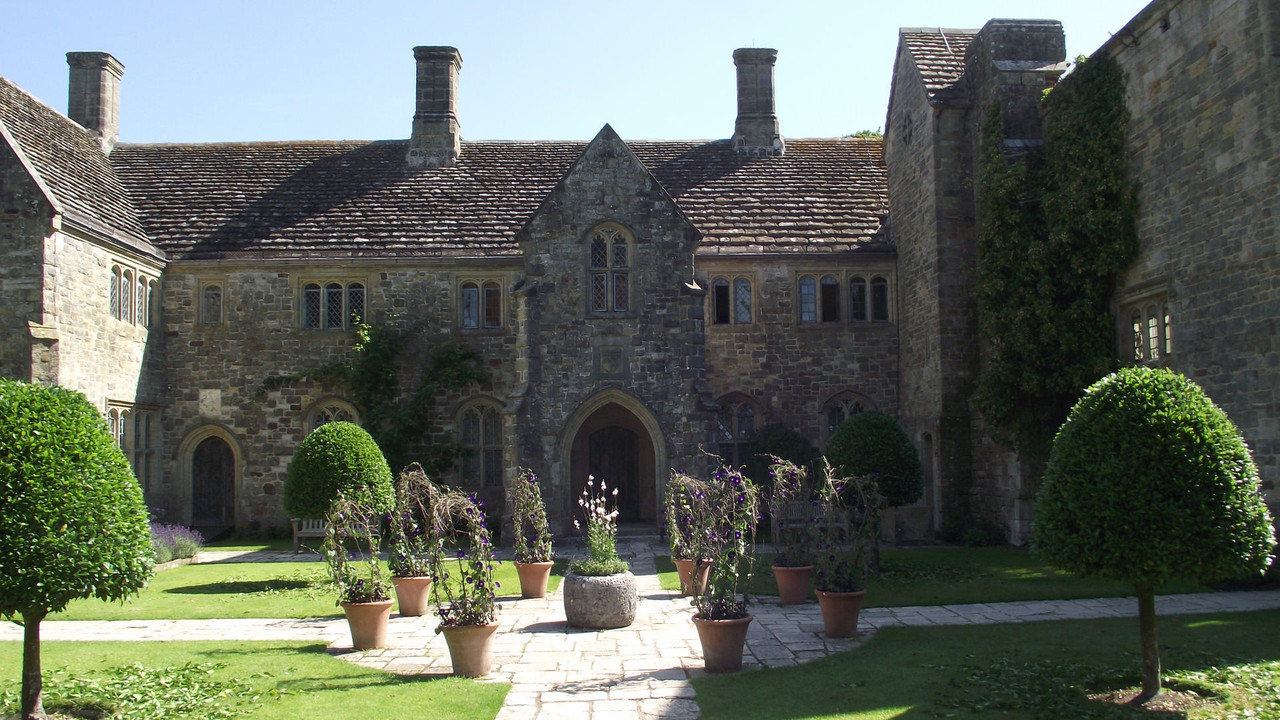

895,28,978,106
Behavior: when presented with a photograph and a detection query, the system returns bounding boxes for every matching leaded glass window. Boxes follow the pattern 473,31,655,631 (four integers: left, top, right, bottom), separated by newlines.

588,225,630,313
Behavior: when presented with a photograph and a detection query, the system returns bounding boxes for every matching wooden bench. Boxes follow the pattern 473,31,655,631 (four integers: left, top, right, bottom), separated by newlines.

771,500,852,548
290,518,326,553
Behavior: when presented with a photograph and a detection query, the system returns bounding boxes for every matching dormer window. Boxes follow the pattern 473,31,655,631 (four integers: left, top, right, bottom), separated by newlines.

589,225,630,314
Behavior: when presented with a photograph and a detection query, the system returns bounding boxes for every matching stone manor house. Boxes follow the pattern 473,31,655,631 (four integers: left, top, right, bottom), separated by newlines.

2,0,1276,542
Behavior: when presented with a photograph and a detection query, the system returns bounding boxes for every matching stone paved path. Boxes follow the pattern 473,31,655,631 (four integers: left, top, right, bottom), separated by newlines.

6,538,1279,720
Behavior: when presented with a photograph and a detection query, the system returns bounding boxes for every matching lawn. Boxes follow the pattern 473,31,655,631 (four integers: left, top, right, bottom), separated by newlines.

694,609,1280,720
0,641,507,719
56,559,569,620
655,547,1207,606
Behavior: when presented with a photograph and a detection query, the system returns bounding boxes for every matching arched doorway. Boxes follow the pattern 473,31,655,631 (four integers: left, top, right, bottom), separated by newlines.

568,402,658,526
191,436,235,526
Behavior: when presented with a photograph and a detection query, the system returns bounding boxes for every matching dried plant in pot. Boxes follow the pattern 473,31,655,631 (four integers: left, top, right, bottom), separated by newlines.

428,487,500,677
665,472,707,595
564,476,636,629
387,463,442,616
323,490,393,650
812,459,883,638
765,455,817,605
509,467,555,599
687,460,760,673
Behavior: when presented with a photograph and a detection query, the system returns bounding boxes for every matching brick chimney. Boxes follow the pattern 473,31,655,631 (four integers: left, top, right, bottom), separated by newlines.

731,48,784,157
66,51,124,153
407,46,462,169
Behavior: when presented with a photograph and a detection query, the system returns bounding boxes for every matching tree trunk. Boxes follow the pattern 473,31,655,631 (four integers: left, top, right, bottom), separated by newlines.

21,608,47,719
1132,583,1161,705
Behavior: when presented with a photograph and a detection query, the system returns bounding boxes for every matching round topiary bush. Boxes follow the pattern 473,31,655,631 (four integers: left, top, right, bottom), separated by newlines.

1034,366,1275,701
0,379,154,717
284,421,394,520
825,410,923,508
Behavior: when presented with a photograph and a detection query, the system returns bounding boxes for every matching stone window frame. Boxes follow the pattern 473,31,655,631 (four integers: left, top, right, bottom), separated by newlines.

305,397,361,433
106,401,159,493
200,282,223,325
709,274,755,326
456,399,504,489
1117,281,1173,366
110,263,159,327
822,390,875,445
586,222,633,316
715,392,763,466
796,267,896,325
299,278,367,331
458,277,504,330
849,274,892,323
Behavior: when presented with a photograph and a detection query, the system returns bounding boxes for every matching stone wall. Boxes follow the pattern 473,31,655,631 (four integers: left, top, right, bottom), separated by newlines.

1105,0,1279,501
0,141,49,381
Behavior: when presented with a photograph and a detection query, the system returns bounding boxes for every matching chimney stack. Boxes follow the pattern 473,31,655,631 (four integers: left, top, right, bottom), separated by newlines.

407,46,462,169
731,48,784,157
66,52,124,153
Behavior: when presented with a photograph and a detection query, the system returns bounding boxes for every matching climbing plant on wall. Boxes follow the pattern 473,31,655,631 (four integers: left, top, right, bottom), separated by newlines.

973,53,1139,474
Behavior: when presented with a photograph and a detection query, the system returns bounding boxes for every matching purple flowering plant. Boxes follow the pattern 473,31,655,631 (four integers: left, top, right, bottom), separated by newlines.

509,467,553,564
427,487,498,628
765,455,816,568
322,490,391,604
388,463,442,578
688,460,760,620
150,522,204,564
664,472,698,561
812,459,883,593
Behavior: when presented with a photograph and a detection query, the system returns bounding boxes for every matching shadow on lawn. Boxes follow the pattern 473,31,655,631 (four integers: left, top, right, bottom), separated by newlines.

165,579,326,594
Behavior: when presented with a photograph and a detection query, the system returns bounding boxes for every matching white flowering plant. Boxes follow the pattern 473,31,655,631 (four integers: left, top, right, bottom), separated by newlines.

571,476,629,576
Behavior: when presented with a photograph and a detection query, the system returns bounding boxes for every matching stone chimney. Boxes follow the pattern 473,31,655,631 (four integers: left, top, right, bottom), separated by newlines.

731,48,784,157
66,51,124,153
407,46,462,169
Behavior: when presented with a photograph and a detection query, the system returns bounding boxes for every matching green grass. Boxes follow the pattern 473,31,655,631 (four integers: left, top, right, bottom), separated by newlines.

55,559,569,620
657,547,1207,606
0,641,507,719
694,609,1280,720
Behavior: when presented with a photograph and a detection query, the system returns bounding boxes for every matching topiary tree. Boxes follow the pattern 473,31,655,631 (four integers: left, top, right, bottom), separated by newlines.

1034,367,1276,704
743,423,820,489
825,411,924,509
284,421,394,520
0,380,155,719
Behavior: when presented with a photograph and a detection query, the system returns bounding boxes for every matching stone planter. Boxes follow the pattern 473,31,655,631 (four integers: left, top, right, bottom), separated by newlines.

673,558,710,596
391,576,433,616
341,599,393,650
771,565,813,605
515,560,554,599
563,571,637,629
692,614,754,673
815,589,867,638
441,621,499,677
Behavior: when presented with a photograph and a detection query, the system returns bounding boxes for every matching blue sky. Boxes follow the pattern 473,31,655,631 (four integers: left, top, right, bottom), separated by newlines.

1,0,1151,143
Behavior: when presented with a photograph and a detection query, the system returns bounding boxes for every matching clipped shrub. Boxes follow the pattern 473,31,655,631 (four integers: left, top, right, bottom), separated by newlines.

825,411,923,508
0,379,154,718
743,423,820,487
1035,366,1275,701
284,421,394,520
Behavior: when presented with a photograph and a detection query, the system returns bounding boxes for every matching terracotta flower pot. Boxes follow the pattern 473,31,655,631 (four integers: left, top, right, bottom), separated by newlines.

815,589,867,638
673,558,710,596
391,576,433,616
692,614,754,673
441,621,500,677
771,565,813,605
515,560,554,599
341,599,393,650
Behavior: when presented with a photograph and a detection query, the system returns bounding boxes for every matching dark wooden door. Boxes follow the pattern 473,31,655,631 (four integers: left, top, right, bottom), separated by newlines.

191,437,235,525
588,426,640,522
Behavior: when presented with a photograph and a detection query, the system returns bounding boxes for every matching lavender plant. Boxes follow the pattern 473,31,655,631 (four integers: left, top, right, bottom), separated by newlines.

388,463,441,578
428,488,498,628
571,476,629,576
689,461,760,620
664,472,698,561
812,459,883,593
765,455,815,567
510,467,553,564
150,523,204,564
322,490,391,604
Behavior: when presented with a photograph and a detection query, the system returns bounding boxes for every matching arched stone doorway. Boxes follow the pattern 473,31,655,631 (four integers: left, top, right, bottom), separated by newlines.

191,436,235,526
563,393,662,527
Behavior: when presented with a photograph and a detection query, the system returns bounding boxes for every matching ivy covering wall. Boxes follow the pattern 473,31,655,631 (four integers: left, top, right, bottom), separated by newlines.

973,54,1139,473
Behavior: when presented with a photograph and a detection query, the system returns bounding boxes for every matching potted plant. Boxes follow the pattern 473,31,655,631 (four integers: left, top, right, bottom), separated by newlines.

323,490,393,650
509,467,555,598
428,487,500,677
563,476,636,629
388,463,439,616
665,472,707,596
688,461,759,673
765,455,815,605
812,460,883,638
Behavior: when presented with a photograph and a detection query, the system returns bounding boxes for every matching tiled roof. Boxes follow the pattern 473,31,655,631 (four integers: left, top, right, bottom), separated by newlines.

899,28,978,104
109,137,887,260
0,76,151,245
